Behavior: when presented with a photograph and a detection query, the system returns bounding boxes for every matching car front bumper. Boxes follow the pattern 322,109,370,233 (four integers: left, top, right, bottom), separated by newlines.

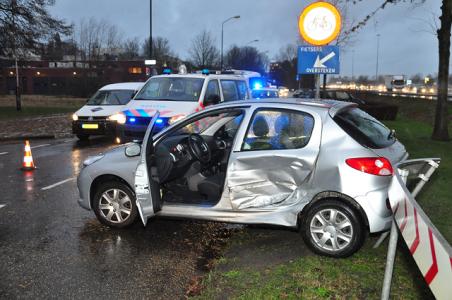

77,167,93,211
72,119,118,136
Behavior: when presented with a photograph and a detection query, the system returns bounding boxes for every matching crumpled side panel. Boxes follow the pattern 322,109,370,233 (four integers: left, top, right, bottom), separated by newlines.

227,155,313,210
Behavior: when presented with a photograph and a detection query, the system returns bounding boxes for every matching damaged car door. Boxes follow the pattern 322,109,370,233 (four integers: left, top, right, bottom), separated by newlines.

226,108,321,210
134,112,162,225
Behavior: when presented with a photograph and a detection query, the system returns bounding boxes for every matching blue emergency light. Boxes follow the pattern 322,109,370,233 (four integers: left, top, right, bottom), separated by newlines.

253,82,263,90
250,77,265,90
155,118,164,124
201,69,210,75
163,68,172,74
129,117,136,123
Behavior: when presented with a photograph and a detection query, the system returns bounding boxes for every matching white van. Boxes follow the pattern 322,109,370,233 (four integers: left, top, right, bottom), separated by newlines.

72,82,144,140
115,73,250,141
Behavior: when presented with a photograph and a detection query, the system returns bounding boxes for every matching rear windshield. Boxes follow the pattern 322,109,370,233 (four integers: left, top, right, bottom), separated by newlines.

333,107,395,149
134,77,204,102
86,90,135,105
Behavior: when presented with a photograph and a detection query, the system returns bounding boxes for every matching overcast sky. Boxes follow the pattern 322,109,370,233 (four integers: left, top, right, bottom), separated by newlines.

49,0,443,77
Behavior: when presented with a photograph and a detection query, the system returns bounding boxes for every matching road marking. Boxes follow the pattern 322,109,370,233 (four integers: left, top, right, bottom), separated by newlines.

0,152,8,155
0,204,5,209
31,144,51,149
41,177,76,191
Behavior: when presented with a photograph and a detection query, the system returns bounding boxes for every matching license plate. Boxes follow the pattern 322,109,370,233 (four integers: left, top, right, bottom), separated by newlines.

82,123,99,129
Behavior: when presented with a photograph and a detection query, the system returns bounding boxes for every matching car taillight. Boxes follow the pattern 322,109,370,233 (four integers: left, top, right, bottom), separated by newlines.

345,157,393,176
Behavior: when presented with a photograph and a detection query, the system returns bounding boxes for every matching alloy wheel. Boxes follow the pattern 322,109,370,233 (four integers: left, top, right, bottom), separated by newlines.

309,208,354,252
99,188,132,224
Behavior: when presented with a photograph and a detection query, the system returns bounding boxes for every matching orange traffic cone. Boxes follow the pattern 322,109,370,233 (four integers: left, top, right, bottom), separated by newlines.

21,140,36,171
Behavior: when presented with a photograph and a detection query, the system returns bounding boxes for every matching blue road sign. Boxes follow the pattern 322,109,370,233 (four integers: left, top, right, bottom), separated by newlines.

298,45,340,74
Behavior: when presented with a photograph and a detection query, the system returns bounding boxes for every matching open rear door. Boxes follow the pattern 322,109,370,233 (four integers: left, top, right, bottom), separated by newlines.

134,112,161,226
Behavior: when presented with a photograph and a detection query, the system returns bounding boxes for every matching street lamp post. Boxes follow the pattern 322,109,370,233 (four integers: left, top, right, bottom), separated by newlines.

149,0,153,60
221,15,240,70
375,33,380,82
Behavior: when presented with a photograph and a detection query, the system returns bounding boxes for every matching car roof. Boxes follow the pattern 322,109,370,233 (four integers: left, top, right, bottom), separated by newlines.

99,82,145,91
152,74,246,80
203,98,357,116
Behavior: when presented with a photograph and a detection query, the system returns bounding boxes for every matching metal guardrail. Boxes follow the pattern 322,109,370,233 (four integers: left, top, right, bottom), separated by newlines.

353,90,452,101
382,158,452,300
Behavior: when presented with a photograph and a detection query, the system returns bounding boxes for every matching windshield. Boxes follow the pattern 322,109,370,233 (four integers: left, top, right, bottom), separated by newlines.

86,90,136,105
393,80,405,86
134,77,205,102
334,107,395,149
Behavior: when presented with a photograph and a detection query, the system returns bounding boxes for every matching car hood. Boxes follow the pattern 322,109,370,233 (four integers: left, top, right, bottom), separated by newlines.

76,105,125,117
122,100,199,118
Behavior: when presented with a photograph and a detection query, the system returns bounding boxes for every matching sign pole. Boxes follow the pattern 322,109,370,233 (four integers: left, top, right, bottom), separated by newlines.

315,74,320,100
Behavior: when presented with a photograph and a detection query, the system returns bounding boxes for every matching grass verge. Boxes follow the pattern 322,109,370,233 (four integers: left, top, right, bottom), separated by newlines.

0,106,77,120
0,95,85,121
196,240,432,299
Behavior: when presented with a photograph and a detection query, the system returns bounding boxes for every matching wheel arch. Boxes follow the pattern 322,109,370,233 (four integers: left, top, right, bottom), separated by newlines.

299,191,369,230
90,174,135,208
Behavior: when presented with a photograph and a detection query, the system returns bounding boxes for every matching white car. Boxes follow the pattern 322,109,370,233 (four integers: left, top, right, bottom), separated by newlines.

72,82,144,141
114,72,251,141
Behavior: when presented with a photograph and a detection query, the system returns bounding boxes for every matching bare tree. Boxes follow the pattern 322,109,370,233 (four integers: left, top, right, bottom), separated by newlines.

142,37,176,65
120,38,140,60
189,30,220,68
0,0,72,57
77,17,123,61
330,0,358,48
225,45,268,74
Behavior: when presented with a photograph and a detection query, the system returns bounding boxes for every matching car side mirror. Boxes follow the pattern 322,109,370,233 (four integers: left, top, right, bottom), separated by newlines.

204,94,221,106
125,143,141,157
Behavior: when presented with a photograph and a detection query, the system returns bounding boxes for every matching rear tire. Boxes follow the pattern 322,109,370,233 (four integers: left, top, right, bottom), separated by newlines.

77,134,89,141
93,181,137,228
301,199,365,258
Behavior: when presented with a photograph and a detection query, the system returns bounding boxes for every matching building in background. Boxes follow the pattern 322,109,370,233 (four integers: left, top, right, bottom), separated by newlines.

0,59,151,97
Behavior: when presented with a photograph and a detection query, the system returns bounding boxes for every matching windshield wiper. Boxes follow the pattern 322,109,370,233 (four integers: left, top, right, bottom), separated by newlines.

387,129,396,140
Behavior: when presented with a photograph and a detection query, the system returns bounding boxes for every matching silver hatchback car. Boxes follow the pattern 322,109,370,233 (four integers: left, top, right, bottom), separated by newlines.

77,99,407,257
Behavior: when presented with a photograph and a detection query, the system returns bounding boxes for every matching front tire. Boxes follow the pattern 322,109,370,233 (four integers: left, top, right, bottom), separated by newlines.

93,181,138,228
301,199,365,258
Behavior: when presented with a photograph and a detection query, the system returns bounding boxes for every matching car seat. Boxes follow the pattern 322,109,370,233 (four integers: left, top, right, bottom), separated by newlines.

246,116,272,150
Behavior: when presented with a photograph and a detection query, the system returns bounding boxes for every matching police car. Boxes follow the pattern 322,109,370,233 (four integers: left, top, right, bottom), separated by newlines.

72,82,144,141
115,70,251,141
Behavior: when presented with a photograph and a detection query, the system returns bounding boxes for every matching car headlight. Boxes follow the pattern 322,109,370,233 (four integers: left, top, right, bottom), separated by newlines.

83,154,104,167
108,113,126,124
72,113,78,121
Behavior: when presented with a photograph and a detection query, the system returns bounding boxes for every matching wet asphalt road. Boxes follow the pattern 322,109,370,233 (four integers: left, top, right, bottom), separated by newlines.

0,138,221,299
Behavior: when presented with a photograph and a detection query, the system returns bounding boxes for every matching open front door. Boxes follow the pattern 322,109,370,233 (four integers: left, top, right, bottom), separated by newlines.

134,112,161,226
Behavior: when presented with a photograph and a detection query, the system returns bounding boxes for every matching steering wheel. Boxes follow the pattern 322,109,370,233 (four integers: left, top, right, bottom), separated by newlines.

187,133,211,164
